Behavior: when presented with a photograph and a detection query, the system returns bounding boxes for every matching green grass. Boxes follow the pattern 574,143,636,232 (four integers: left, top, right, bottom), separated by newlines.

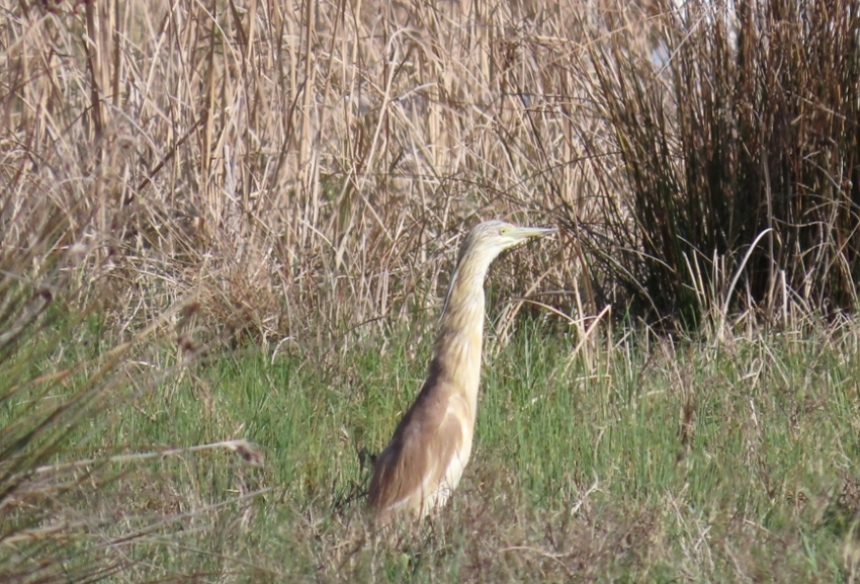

5,321,860,582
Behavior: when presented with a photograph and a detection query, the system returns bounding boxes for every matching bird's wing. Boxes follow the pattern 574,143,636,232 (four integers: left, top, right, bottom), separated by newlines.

368,389,467,519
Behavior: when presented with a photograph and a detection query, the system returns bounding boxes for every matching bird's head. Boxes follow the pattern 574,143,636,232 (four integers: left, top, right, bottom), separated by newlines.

459,220,557,265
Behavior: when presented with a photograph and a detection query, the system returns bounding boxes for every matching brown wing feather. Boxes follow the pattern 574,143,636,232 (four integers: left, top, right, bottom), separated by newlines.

368,378,465,523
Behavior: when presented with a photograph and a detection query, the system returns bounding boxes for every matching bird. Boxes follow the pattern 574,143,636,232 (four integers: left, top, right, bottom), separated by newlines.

367,220,556,524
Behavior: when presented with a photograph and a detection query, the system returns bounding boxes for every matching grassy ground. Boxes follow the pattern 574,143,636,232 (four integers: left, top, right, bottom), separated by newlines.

5,317,860,582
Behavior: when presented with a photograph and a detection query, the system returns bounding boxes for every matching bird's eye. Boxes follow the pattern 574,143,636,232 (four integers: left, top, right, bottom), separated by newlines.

499,226,510,235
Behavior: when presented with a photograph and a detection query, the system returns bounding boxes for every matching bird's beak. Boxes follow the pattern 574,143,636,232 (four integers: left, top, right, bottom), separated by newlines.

514,226,558,240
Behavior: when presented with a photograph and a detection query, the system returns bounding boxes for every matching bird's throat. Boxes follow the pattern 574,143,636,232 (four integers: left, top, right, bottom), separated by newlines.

431,270,487,416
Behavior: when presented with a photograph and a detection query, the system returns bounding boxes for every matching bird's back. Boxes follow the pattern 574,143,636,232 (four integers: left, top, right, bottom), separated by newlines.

368,372,475,523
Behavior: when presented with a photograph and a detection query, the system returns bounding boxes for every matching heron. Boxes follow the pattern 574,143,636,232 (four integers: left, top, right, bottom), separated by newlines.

368,220,556,524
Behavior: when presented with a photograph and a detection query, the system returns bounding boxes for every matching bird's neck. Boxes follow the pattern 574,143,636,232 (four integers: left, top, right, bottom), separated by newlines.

430,263,490,418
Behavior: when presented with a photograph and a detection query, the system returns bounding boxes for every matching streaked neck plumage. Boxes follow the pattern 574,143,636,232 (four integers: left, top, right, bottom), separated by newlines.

430,248,497,418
